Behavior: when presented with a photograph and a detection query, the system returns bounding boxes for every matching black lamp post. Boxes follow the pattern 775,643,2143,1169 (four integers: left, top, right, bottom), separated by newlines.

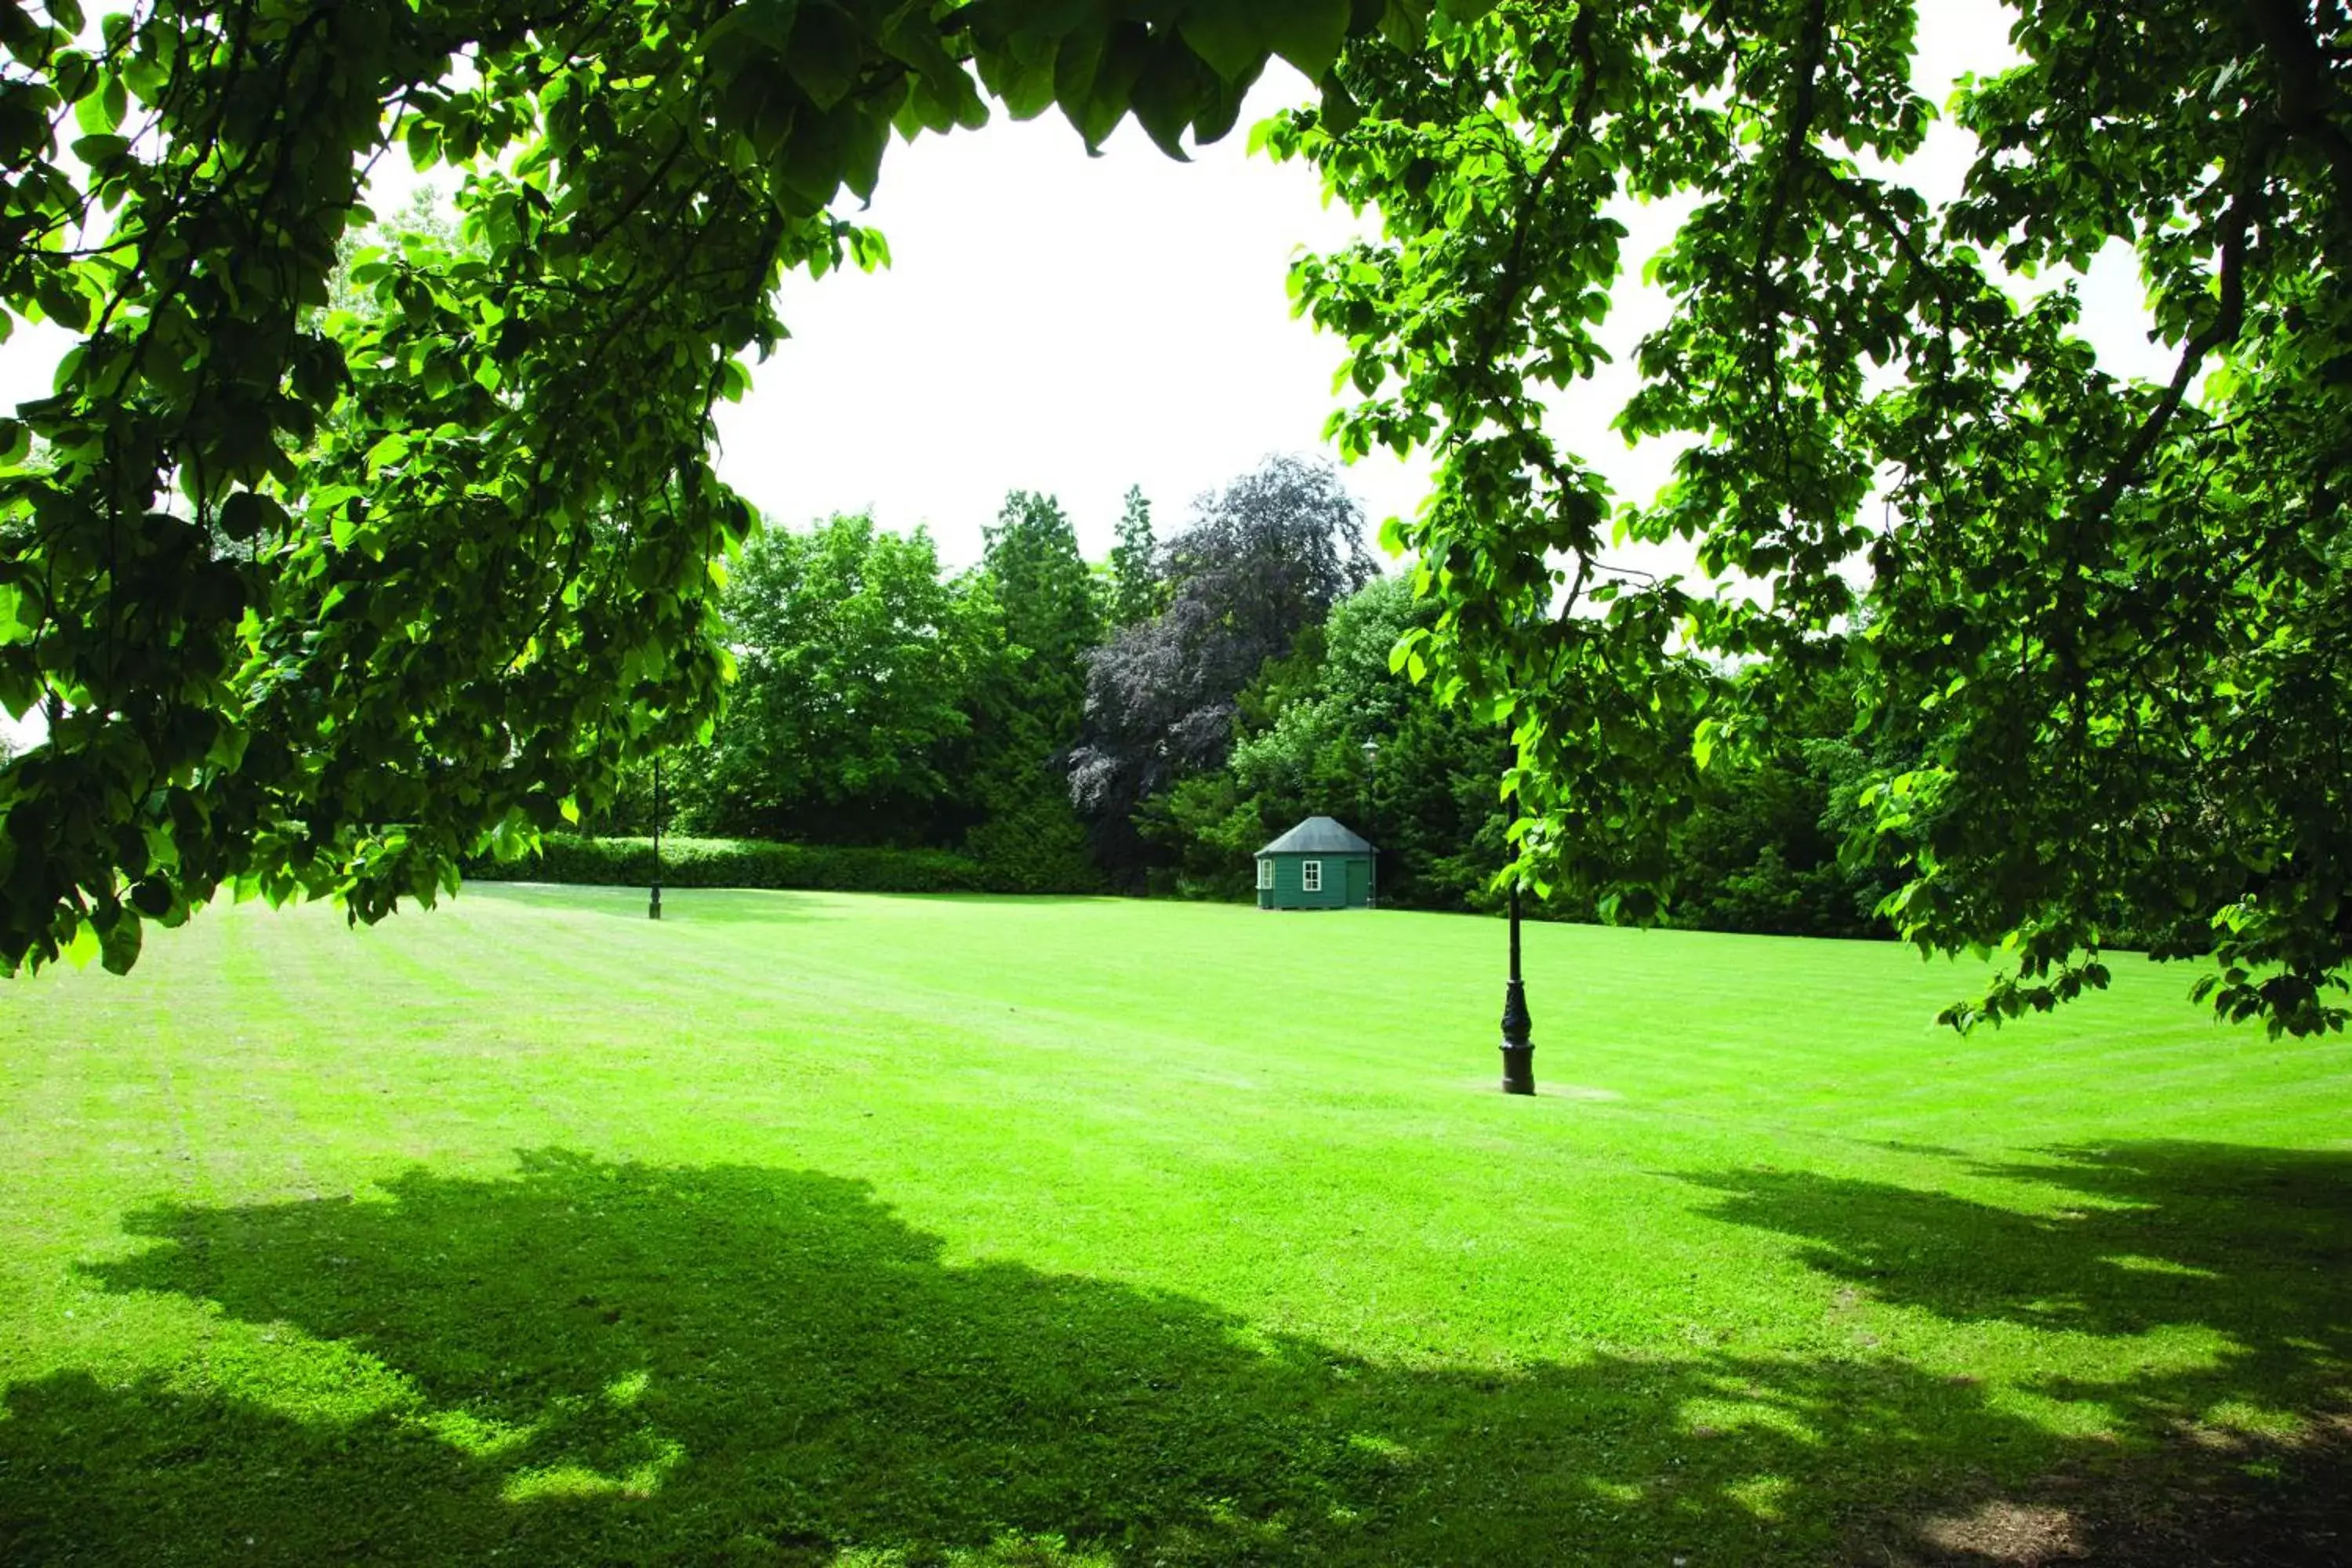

648,757,663,921
1359,737,1379,909
1499,873,1534,1093
1497,750,1534,1093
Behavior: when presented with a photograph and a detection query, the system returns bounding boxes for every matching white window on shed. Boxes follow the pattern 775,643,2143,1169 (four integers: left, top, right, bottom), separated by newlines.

1257,858,1274,890
1301,859,1323,892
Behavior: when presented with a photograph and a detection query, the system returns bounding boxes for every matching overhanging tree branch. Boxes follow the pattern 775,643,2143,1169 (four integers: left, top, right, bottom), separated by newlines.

2076,156,2260,537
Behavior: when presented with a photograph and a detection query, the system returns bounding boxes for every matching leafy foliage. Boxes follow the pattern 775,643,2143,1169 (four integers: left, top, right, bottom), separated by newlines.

977,490,1102,740
1666,670,1894,941
1270,0,2352,1034
683,514,974,844
1151,573,1895,931
0,0,1421,972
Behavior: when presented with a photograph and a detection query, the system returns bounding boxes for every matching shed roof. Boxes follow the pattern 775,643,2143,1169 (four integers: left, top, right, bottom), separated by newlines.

1257,815,1375,856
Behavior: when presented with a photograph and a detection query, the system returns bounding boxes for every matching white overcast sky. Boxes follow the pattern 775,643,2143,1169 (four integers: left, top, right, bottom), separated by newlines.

702,0,2173,569
1,0,2176,750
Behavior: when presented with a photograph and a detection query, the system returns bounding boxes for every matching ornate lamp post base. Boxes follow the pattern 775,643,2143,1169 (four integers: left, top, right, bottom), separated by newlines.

1500,978,1534,1094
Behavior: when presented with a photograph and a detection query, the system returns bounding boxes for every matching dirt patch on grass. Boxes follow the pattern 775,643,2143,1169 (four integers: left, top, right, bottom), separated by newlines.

1917,1501,2082,1563
1884,1414,2350,1566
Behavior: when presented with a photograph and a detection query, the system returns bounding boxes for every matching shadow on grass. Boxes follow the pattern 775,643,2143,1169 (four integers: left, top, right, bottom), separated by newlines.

1678,1142,2352,1407
2,1145,2344,1566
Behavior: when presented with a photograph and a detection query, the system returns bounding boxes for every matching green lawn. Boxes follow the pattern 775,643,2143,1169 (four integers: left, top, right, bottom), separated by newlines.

2,887,2347,1565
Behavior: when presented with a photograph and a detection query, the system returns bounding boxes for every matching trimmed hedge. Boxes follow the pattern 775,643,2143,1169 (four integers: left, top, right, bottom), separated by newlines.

467,834,1000,895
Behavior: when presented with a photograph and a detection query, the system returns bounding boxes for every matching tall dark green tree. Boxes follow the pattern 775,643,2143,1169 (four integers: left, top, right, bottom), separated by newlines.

958,492,1102,891
978,492,1101,735
1105,485,1163,630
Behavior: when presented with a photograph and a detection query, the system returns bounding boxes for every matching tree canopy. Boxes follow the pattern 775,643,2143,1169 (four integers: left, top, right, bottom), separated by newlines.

1265,0,2352,1035
683,513,972,842
2,0,2347,1037
0,0,1397,974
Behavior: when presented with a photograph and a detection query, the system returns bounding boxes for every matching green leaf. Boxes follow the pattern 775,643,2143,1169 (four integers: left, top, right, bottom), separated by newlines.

73,71,123,134
1178,0,1265,82
131,877,173,918
98,909,142,975
364,433,411,474
847,224,891,270
894,78,960,139
1130,36,1213,159
1380,0,1430,49
976,37,1058,122
405,119,440,170
878,15,988,129
1189,63,1261,145
34,274,89,332
701,0,795,57
1052,25,1112,133
69,132,129,166
1264,0,1351,82
1055,21,1150,149
775,106,847,209
785,1,865,111
839,103,891,199
219,489,288,543
1319,73,1361,135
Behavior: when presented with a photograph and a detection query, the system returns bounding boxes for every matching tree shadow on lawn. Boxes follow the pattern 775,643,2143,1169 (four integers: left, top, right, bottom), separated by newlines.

1673,1141,2352,1560
2,1145,2343,1566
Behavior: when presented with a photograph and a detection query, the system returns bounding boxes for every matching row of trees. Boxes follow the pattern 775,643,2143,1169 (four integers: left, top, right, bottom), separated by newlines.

622,456,1374,894
630,454,1901,938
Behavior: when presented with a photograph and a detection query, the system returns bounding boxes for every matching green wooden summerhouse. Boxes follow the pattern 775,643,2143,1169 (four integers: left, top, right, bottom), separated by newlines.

1256,817,1377,910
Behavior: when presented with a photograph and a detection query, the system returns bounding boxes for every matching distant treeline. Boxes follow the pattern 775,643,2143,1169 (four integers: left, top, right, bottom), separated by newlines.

563,455,1900,938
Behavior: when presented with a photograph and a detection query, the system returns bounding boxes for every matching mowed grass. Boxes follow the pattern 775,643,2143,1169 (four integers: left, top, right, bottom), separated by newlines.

2,886,2347,1566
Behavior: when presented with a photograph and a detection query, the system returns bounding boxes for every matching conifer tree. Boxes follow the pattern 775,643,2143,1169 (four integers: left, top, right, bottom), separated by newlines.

1106,486,1163,630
